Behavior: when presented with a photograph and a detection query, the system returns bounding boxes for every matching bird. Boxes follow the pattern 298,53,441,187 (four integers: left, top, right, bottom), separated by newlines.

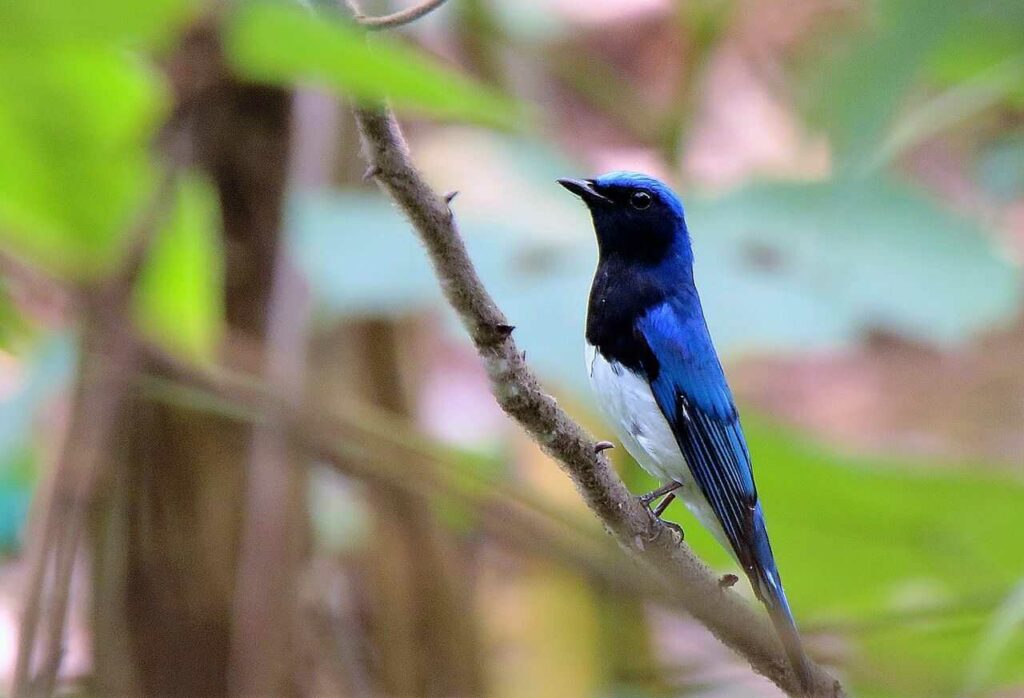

559,171,812,688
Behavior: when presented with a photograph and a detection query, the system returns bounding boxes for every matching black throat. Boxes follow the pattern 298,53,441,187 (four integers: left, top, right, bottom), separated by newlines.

585,255,667,377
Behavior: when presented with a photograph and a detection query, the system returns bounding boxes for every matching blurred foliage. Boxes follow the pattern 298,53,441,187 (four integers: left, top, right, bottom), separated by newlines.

598,409,1024,696
977,132,1024,202
0,284,30,351
0,335,74,553
1,0,1023,695
226,2,523,128
806,0,1024,172
0,31,164,277
0,0,521,359
709,416,1024,696
0,0,197,48
293,171,1017,388
134,176,224,361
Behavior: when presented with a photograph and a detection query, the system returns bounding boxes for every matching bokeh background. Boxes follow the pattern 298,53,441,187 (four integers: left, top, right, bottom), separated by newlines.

1,0,1023,696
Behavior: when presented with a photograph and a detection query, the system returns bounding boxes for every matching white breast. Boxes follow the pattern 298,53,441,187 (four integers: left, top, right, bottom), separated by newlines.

586,342,684,484
585,342,730,550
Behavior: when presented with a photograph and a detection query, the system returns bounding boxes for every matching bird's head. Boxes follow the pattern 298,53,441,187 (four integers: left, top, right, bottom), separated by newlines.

558,171,690,266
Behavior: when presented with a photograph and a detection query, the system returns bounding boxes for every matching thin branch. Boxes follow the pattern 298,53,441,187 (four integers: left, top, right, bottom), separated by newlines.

103,165,181,307
13,307,139,698
353,107,845,697
351,0,449,30
31,317,139,698
140,350,691,608
12,156,183,698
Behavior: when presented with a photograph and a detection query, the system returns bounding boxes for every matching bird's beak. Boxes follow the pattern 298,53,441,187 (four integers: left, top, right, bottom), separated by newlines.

557,178,611,204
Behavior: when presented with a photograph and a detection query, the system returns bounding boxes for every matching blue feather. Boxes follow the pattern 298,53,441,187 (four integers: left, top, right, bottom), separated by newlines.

563,171,813,688
641,292,812,688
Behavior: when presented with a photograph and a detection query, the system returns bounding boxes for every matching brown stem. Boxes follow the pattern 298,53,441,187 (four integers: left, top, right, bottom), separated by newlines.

353,107,844,698
33,317,140,698
352,0,450,30
11,140,184,695
140,352,698,610
13,325,138,698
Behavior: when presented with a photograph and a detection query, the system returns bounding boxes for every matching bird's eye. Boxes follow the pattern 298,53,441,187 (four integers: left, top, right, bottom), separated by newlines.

629,191,652,210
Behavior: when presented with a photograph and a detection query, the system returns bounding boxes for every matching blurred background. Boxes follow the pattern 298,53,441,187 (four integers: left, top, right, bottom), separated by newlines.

1,0,1023,695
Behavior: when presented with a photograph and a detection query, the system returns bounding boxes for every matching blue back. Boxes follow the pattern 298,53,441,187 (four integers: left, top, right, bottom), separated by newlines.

574,171,810,685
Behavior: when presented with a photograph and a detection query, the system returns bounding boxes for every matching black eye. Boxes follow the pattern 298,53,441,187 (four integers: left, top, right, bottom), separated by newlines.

629,190,652,210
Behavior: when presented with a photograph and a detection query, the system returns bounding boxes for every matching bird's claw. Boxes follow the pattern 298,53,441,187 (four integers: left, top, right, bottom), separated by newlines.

594,440,615,454
718,573,739,589
637,482,685,543
662,519,684,540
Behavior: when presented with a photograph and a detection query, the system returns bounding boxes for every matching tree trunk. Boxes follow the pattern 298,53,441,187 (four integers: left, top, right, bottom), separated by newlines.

309,318,487,697
91,23,301,696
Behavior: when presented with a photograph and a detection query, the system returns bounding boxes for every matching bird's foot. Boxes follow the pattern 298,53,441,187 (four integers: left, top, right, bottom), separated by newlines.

638,480,682,508
718,573,739,589
594,440,615,454
638,481,685,541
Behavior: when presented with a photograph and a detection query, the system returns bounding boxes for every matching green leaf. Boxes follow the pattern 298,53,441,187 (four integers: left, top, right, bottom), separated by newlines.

928,2,1024,108
134,176,224,362
869,54,1024,170
0,283,31,351
290,169,1019,379
803,0,966,170
804,0,1024,171
0,0,196,277
0,0,197,50
225,2,522,129
962,580,1024,695
640,412,1024,695
0,45,166,277
687,178,1021,350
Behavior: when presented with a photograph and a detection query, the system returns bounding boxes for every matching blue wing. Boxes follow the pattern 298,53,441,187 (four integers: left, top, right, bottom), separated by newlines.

636,300,760,568
636,299,810,683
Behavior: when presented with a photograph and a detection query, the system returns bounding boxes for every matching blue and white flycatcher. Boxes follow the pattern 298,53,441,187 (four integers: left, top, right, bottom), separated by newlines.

560,171,811,687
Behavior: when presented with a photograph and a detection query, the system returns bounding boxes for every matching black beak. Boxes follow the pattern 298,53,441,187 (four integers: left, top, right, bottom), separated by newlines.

557,178,611,204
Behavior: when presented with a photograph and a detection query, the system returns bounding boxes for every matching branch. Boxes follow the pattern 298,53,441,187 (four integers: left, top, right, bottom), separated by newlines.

141,351,680,608
353,107,845,697
12,149,185,698
351,0,449,30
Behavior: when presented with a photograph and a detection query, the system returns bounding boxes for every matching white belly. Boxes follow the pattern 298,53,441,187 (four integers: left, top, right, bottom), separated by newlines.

585,342,730,550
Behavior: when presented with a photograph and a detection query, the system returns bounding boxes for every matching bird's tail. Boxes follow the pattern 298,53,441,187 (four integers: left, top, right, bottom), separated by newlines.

745,507,814,693
759,569,813,692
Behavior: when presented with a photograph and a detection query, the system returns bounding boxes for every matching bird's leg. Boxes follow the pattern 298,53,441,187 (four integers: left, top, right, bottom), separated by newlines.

653,493,684,539
638,480,682,507
652,492,675,518
638,481,685,539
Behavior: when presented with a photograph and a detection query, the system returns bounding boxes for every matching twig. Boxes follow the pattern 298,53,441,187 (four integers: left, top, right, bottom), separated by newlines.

31,317,139,698
12,160,183,698
103,165,182,306
13,311,138,698
351,0,449,30
352,107,845,697
140,351,688,607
